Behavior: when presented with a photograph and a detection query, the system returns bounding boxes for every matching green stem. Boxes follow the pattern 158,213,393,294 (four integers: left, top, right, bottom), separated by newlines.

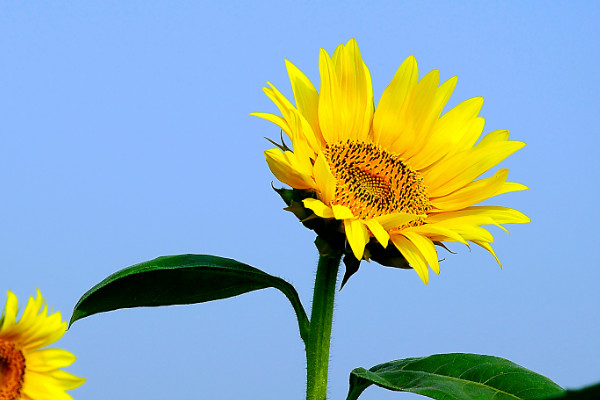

305,237,342,400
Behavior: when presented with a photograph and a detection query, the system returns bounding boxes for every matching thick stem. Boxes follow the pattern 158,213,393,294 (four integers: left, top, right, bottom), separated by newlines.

305,237,342,400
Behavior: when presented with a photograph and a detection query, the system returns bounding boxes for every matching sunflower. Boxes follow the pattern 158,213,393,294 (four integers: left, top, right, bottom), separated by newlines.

252,39,529,284
0,290,85,400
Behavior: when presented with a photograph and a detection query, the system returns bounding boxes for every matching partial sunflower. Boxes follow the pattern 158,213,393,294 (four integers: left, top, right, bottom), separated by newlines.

0,290,85,400
252,39,529,284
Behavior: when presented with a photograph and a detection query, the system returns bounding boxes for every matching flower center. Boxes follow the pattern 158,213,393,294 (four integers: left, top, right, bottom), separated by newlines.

324,141,431,223
0,340,26,400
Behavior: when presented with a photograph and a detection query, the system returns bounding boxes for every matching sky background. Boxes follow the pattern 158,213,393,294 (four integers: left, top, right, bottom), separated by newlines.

1,2,598,399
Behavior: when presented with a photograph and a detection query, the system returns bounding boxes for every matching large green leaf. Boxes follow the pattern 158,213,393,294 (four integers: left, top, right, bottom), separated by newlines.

70,254,309,342
543,383,600,399
347,353,565,400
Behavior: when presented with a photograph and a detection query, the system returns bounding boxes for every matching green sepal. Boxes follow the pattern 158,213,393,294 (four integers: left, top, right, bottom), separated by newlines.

346,353,565,400
273,186,412,286
273,186,346,249
365,238,410,270
265,130,292,152
340,254,360,289
70,254,309,342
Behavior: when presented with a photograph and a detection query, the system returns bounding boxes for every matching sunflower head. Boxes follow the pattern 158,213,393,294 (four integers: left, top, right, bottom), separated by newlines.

0,290,85,400
253,39,529,284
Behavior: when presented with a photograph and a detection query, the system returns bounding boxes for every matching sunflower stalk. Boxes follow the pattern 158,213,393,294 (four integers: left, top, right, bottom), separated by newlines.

305,236,342,400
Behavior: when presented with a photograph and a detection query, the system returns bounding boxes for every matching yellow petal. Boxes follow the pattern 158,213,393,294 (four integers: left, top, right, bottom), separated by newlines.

260,83,296,140
250,112,291,137
373,55,419,147
266,83,321,154
458,206,531,224
390,234,429,284
473,240,503,268
313,151,336,204
477,129,510,146
437,97,485,151
318,48,339,143
318,39,373,143
374,212,421,230
285,59,323,146
46,369,86,391
23,370,84,398
425,138,526,198
341,39,374,141
389,69,440,157
264,149,314,189
288,125,316,176
459,226,495,243
431,168,528,211
405,76,459,167
344,219,369,260
332,204,355,220
426,213,500,242
8,292,65,351
26,349,77,372
415,97,485,169
365,219,390,247
449,224,494,243
303,198,334,218
404,224,468,245
402,231,441,274
0,290,18,332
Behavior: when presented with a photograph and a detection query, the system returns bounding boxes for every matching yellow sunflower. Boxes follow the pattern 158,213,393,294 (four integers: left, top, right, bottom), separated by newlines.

0,290,85,400
252,39,529,284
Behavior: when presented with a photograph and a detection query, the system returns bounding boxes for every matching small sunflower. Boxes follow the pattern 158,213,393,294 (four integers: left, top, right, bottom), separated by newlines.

252,39,529,284
0,290,85,400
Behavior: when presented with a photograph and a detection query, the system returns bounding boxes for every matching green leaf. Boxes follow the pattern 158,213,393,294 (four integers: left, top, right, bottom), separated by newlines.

347,353,565,400
70,254,309,342
543,383,600,399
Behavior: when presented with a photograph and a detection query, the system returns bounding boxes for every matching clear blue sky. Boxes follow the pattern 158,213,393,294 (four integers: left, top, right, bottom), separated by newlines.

1,2,598,399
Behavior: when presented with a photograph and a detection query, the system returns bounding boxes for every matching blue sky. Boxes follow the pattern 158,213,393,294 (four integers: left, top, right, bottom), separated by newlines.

1,2,598,399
